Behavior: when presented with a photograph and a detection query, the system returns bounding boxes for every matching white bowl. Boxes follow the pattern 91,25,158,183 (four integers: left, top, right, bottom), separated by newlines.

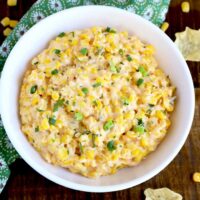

0,6,195,192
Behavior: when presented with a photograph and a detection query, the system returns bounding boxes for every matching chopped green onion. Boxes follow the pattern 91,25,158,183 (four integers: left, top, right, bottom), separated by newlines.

82,87,89,95
127,55,132,62
35,126,39,132
110,62,117,73
107,140,116,152
54,49,61,55
82,130,91,135
51,69,59,75
66,100,69,105
92,82,101,88
103,120,114,131
30,85,37,94
58,32,65,37
138,66,148,77
92,134,96,147
80,48,88,55
105,27,116,33
137,119,144,126
79,142,83,153
36,108,44,112
149,104,155,107
49,116,56,125
33,61,39,65
137,78,144,86
74,112,83,121
119,49,124,56
134,125,145,134
122,98,129,106
53,99,64,112
93,100,98,106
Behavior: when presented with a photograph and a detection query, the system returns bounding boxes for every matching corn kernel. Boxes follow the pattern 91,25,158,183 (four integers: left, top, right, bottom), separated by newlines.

155,110,166,120
3,27,12,36
7,0,17,6
9,20,18,28
51,91,59,101
161,22,169,32
1,17,10,27
32,96,39,105
41,118,50,130
140,138,148,147
57,148,68,160
85,150,95,159
181,2,190,13
193,172,200,182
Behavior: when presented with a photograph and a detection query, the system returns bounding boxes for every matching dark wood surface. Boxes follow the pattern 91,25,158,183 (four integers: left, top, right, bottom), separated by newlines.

0,0,200,199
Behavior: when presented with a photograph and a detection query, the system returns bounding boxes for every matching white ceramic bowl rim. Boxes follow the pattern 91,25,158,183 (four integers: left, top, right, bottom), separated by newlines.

0,5,195,193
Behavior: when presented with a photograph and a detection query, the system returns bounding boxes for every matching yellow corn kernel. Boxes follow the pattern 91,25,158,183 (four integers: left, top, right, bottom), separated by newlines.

110,167,117,174
71,39,78,46
9,20,18,28
96,100,102,110
7,0,17,6
56,119,63,128
140,138,148,147
161,22,169,32
181,1,190,13
155,110,166,120
193,172,200,182
132,149,140,157
116,115,124,125
91,67,97,74
126,131,136,139
85,150,95,159
41,118,50,130
51,91,59,101
163,99,174,112
3,27,12,36
1,17,10,27
57,148,68,160
124,111,132,120
31,96,39,105
144,45,155,55
121,31,128,37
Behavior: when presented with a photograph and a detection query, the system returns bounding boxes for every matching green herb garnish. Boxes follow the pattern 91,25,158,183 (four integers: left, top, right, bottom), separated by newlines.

138,66,148,77
105,27,116,33
80,48,88,55
134,125,145,134
122,98,129,106
103,120,114,131
58,32,65,37
36,108,44,112
92,82,101,88
127,55,132,62
49,116,56,125
51,69,59,75
107,140,116,152
119,49,124,56
82,87,89,95
30,85,37,94
92,134,96,148
137,78,144,86
149,104,155,107
110,61,117,73
74,112,83,121
54,49,61,55
35,126,39,132
53,99,64,112
79,142,83,154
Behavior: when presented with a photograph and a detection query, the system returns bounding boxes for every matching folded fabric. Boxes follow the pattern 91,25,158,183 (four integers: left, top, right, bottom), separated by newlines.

0,0,171,193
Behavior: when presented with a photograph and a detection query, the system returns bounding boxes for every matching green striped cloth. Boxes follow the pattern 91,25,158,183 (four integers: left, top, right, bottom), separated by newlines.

0,0,170,193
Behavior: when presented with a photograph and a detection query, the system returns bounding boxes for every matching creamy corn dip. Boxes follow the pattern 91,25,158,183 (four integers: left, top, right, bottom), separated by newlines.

19,27,176,178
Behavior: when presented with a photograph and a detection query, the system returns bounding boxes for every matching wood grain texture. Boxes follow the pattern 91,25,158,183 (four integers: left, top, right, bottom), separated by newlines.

0,0,200,199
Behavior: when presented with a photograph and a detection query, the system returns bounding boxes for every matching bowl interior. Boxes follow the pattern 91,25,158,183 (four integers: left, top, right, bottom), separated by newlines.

0,6,194,192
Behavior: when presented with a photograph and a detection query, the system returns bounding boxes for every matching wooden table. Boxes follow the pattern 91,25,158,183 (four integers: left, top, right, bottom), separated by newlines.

0,0,200,199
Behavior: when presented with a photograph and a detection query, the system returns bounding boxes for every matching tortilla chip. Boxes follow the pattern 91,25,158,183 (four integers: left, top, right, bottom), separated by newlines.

144,188,183,200
174,27,200,61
